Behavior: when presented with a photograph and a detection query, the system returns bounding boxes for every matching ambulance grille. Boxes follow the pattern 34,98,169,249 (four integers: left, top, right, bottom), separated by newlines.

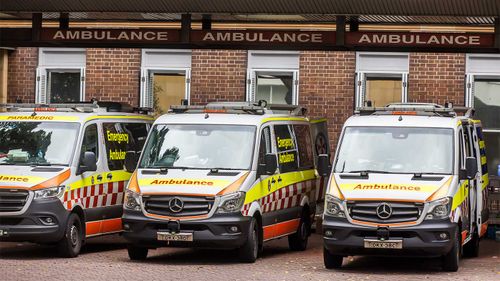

142,195,215,217
347,201,424,224
0,190,30,213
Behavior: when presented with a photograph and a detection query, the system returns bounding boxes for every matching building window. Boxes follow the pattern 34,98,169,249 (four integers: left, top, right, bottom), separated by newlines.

355,52,409,108
140,49,191,115
247,51,299,105
47,69,82,103
466,54,500,177
36,48,86,104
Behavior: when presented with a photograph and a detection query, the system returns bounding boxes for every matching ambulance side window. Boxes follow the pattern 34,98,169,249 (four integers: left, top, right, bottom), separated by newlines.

293,124,314,170
459,130,465,169
121,123,149,154
258,126,272,166
103,123,128,171
274,125,298,173
81,124,99,160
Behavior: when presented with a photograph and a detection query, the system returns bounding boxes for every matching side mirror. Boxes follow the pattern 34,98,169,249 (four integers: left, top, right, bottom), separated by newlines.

124,151,138,173
264,154,278,175
465,157,478,179
317,154,331,177
79,151,97,174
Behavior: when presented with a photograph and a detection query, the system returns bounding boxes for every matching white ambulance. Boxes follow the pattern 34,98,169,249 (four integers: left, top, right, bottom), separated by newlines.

319,103,489,272
122,102,329,262
0,102,153,257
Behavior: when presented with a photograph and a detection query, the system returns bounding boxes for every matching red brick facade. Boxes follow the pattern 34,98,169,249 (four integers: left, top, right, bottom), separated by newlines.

6,48,468,146
7,47,37,103
85,48,141,106
190,50,247,105
409,53,466,106
299,51,356,150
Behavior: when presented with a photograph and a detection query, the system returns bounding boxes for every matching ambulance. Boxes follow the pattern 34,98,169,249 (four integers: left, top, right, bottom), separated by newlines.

122,102,329,262
0,102,153,257
319,103,489,272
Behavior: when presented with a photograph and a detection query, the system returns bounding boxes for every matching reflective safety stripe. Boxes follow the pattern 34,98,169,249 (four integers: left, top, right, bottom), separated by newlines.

263,218,300,241
31,169,71,190
244,169,316,204
479,141,485,149
261,117,308,124
0,115,79,121
85,115,154,122
482,174,489,190
85,218,122,237
452,181,468,210
0,174,47,185
310,118,327,124
481,156,487,166
68,170,132,190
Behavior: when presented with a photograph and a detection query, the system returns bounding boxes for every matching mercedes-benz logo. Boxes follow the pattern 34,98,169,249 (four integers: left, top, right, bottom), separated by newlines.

168,197,184,213
376,203,392,220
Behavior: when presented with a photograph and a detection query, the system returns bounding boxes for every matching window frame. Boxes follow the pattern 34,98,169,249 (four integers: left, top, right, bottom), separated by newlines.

247,68,299,105
355,52,409,109
140,67,191,109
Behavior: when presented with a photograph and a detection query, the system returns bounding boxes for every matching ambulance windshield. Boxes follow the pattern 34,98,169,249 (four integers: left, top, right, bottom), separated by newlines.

140,124,256,170
0,122,80,166
334,127,454,175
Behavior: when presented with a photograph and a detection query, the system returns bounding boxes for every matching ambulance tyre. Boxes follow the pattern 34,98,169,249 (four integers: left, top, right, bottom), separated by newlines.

288,209,310,251
442,230,460,272
238,217,259,263
463,228,480,258
323,247,343,269
127,245,149,260
57,213,83,258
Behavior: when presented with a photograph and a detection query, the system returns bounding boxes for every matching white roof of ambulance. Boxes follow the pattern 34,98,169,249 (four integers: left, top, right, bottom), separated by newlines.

344,114,459,129
154,112,308,126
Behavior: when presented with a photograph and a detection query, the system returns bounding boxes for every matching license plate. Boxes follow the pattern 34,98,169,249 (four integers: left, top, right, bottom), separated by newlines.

364,239,402,249
157,232,193,242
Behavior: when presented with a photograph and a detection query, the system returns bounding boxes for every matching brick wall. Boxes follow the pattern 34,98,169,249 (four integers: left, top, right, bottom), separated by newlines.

7,47,38,103
190,50,247,105
85,48,141,106
409,53,466,106
299,51,356,151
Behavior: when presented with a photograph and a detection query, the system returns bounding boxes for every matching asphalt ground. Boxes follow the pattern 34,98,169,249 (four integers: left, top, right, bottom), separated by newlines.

0,234,499,281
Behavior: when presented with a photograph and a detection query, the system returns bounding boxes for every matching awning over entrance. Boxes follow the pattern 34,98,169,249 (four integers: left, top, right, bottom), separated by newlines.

2,0,500,16
1,0,500,25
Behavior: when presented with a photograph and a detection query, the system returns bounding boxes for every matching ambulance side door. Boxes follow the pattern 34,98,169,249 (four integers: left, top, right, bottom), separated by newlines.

101,122,148,230
77,121,107,235
463,123,478,236
255,125,280,239
468,124,483,229
273,124,301,230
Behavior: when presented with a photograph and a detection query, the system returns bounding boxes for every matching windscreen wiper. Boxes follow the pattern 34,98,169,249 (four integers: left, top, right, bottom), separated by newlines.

412,172,446,181
339,170,390,179
28,162,52,167
347,170,391,175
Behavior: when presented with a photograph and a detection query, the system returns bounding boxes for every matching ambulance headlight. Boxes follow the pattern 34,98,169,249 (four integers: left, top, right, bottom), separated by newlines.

217,192,245,213
34,186,65,200
124,189,141,211
425,197,452,220
325,194,345,217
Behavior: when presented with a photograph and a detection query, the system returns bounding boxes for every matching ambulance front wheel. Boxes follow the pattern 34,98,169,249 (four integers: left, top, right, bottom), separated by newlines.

442,230,460,272
238,217,259,263
323,247,343,269
57,213,83,258
127,245,149,260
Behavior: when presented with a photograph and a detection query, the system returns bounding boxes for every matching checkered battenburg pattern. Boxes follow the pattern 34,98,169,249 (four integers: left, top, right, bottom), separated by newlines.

241,178,323,216
62,181,127,210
